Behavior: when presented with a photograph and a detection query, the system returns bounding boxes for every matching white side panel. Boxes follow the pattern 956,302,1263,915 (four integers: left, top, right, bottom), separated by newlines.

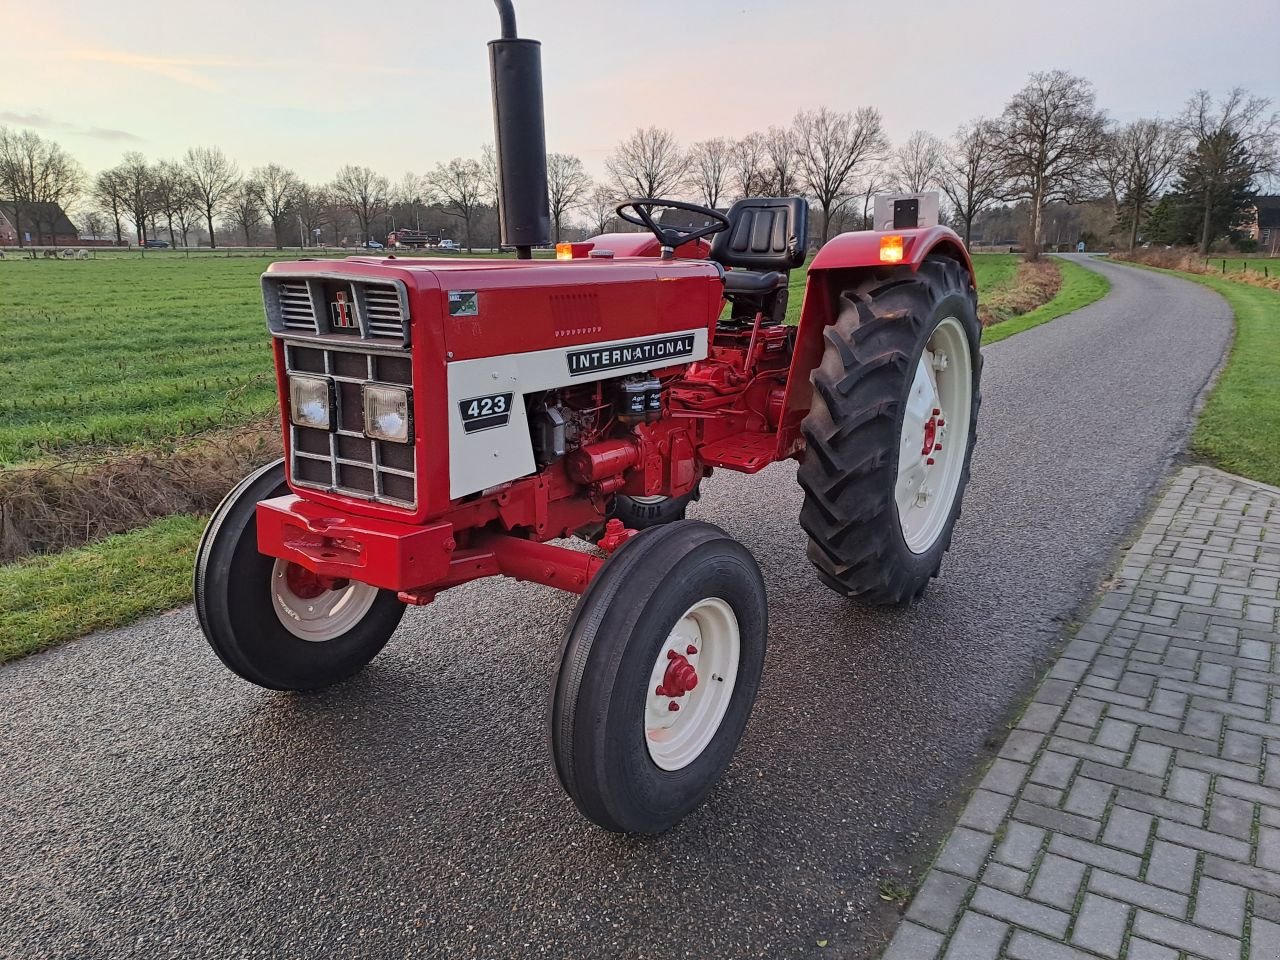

447,327,708,499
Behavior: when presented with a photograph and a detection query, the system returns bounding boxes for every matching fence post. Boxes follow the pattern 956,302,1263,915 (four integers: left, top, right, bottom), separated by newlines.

1222,259,1226,273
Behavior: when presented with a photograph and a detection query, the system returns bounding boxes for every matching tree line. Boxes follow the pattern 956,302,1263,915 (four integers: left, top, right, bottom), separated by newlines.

1,75,1274,257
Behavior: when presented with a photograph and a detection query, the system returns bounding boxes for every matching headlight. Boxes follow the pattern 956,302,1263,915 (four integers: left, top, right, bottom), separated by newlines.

364,384,412,443
288,375,332,430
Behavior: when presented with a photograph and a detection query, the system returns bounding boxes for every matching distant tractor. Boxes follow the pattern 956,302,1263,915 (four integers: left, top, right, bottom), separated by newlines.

196,0,981,834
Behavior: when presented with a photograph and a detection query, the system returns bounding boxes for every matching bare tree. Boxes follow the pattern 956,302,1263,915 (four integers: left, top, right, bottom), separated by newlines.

480,143,500,205
253,163,300,249
92,167,128,245
80,209,108,240
546,152,591,241
0,126,84,245
294,183,332,247
150,159,193,246
794,106,888,243
994,70,1108,258
729,132,770,199
116,152,154,245
585,183,619,236
226,179,264,246
393,172,430,232
331,164,390,245
607,126,687,199
427,157,486,251
687,138,733,209
1178,89,1278,254
1106,119,1184,249
940,120,1005,247
764,125,799,196
893,130,945,193
855,163,894,230
184,146,240,249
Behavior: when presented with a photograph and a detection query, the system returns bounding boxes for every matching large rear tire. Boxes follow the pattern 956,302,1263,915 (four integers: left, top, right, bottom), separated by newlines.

797,256,981,604
549,520,767,833
194,460,405,691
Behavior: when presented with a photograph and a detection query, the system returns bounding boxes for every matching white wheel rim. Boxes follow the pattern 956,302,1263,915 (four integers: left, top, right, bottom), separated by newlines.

270,558,379,642
628,495,669,504
895,316,973,555
644,597,740,771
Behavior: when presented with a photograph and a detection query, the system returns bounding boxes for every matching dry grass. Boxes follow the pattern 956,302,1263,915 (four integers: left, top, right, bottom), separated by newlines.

977,259,1062,327
0,422,279,562
1113,249,1280,291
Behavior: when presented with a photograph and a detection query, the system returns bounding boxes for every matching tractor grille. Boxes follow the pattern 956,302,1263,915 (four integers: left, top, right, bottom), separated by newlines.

264,276,410,345
284,341,417,508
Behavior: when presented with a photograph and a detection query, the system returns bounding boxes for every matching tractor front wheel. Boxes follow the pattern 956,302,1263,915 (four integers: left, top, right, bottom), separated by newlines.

194,460,405,691
609,483,701,530
798,256,982,604
549,520,767,833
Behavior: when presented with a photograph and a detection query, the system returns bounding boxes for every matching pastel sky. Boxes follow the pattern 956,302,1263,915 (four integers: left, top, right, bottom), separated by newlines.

2,0,1278,183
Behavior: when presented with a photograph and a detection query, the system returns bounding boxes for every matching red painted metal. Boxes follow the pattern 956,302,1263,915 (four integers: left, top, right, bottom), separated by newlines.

255,222,976,603
661,652,699,698
598,518,638,554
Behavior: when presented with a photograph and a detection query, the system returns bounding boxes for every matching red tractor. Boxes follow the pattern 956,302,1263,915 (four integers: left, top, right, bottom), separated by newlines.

195,1,982,834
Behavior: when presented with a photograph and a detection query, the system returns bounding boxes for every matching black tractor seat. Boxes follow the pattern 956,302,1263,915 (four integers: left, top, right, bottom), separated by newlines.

709,197,808,324
722,269,785,295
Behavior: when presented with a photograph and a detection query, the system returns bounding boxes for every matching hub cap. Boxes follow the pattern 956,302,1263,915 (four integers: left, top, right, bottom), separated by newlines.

271,558,379,642
644,597,740,771
895,316,973,554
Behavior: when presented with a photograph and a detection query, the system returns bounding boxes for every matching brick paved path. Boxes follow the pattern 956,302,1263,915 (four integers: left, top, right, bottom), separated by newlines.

883,466,1280,960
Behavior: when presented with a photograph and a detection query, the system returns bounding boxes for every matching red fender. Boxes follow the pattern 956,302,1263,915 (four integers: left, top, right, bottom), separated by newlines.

775,226,975,460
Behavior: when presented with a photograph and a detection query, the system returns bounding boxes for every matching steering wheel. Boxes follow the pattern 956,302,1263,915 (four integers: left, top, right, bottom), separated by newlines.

615,198,730,251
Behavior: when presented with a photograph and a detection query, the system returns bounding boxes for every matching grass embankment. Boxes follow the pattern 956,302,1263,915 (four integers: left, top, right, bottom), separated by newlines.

1162,274,1279,486
981,258,1110,346
1111,254,1280,486
0,515,204,662
0,250,1110,664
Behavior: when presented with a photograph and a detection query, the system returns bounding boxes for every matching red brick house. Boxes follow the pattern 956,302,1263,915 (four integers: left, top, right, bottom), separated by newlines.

1246,196,1280,255
0,200,80,246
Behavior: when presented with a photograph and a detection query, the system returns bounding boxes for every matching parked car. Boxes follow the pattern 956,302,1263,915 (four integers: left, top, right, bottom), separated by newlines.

143,239,170,249
438,239,461,252
362,240,384,250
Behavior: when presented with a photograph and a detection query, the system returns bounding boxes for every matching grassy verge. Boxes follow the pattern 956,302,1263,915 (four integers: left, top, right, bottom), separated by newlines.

0,515,204,662
981,258,1110,346
1155,271,1279,486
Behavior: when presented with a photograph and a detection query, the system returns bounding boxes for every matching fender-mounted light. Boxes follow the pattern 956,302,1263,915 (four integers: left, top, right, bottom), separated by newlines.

288,375,333,431
364,384,412,443
556,242,594,260
880,235,905,263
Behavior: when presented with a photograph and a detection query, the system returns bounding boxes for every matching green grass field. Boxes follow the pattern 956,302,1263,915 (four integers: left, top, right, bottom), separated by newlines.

1200,256,1280,277
1,252,1026,466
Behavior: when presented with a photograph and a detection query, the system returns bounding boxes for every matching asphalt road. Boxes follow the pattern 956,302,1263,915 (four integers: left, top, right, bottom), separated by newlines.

0,257,1233,960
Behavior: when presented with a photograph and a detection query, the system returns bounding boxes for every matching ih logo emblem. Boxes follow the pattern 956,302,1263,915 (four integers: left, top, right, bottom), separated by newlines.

330,290,357,329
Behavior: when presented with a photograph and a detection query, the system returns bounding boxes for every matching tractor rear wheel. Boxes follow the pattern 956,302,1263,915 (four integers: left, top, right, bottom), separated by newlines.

549,520,767,833
194,460,405,691
798,256,981,604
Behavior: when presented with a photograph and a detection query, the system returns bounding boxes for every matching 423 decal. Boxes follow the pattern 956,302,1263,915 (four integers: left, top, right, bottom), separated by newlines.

458,392,514,433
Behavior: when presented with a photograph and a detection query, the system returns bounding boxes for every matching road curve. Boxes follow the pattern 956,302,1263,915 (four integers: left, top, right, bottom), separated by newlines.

0,257,1233,960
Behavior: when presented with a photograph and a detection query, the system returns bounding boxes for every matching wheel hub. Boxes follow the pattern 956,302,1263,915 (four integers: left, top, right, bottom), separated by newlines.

656,648,699,700
284,562,349,600
894,317,973,555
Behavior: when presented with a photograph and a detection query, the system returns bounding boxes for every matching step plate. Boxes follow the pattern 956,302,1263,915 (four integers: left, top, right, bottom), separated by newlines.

699,432,778,474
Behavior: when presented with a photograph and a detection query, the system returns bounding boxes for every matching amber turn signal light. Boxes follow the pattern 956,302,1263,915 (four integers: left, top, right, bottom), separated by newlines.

879,235,905,263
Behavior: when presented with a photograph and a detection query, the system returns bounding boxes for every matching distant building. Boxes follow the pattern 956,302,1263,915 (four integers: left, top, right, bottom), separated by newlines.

1246,196,1280,255
0,200,80,246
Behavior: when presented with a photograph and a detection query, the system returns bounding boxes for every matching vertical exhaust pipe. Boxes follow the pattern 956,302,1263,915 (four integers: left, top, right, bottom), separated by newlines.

489,0,551,259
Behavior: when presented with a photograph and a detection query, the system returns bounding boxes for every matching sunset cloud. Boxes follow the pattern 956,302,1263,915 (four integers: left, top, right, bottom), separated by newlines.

0,111,143,143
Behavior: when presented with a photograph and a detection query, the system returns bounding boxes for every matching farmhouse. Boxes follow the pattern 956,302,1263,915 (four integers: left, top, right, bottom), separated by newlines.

0,200,79,246
1247,196,1280,255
